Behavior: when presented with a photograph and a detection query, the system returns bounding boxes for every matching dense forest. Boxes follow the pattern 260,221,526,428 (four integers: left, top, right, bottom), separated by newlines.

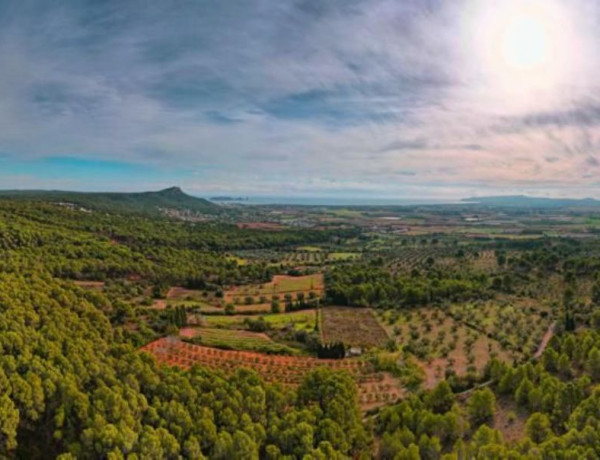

0,187,217,216
0,201,368,458
0,199,356,287
326,265,488,308
378,329,600,458
3,199,600,458
0,272,369,458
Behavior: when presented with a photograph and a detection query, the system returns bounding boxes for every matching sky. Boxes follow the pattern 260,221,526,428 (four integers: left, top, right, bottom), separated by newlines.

2,0,600,199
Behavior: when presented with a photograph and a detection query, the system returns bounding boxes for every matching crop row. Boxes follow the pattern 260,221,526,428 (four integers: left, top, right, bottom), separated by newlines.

141,338,405,409
143,337,376,384
389,247,454,270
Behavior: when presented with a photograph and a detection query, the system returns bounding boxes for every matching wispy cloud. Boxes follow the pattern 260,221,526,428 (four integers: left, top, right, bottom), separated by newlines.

0,0,600,197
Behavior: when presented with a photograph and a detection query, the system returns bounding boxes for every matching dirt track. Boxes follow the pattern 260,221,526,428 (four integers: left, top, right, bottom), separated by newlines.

534,321,556,359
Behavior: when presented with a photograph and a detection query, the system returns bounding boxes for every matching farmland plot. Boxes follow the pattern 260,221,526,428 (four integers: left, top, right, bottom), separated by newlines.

388,247,455,271
470,250,499,272
141,337,404,410
387,246,499,273
379,307,513,388
284,251,326,265
179,327,295,354
448,299,552,355
204,310,316,330
327,252,361,262
321,307,390,348
224,273,324,305
167,286,205,300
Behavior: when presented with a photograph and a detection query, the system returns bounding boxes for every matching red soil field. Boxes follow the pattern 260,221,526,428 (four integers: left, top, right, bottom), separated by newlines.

148,300,167,310
141,337,403,410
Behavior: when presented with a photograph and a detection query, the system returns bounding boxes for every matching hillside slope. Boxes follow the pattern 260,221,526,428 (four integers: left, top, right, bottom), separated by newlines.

0,186,217,215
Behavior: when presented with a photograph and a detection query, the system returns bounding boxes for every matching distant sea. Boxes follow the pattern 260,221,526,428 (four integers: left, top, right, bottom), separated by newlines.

209,196,464,206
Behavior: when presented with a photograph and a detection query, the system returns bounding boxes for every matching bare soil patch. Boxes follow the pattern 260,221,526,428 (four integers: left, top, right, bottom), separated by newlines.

167,287,204,300
493,397,528,443
236,222,284,230
321,307,390,348
73,280,105,290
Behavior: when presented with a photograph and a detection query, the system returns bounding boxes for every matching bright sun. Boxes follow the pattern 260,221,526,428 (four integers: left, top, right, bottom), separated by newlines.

466,0,579,105
500,13,550,71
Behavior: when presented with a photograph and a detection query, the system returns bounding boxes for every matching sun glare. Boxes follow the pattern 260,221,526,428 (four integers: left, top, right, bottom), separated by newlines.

465,0,581,108
500,14,550,71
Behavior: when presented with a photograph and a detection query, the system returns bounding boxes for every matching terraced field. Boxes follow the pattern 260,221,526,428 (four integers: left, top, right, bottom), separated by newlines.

224,273,324,304
142,337,404,410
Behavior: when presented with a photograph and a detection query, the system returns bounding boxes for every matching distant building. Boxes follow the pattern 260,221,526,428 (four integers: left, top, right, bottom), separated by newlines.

347,347,363,357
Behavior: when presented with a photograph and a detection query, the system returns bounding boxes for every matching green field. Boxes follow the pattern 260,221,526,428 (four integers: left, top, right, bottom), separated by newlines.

181,327,297,354
328,252,361,261
296,245,323,252
225,254,247,265
226,274,324,303
203,310,316,330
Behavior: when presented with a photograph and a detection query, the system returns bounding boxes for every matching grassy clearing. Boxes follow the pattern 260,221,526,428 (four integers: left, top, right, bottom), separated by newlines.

296,246,322,252
271,274,323,292
225,255,247,265
328,209,365,218
232,303,272,314
327,252,361,261
179,327,296,354
492,396,528,443
203,310,317,330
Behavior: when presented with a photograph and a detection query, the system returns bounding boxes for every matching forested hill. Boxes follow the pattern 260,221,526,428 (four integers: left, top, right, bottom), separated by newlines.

0,186,217,216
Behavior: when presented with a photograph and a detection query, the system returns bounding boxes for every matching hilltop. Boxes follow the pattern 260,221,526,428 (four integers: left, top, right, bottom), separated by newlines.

0,186,217,216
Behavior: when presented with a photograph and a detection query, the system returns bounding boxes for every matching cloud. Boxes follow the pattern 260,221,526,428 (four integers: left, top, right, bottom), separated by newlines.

0,0,600,197
585,156,600,167
379,139,428,152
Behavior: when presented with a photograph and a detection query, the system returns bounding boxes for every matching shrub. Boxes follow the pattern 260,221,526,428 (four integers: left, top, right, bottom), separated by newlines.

468,387,496,425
